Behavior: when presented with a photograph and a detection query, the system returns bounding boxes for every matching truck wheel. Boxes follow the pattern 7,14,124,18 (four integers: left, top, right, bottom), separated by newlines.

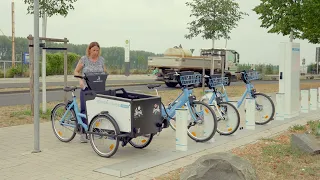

165,82,178,88
226,74,232,86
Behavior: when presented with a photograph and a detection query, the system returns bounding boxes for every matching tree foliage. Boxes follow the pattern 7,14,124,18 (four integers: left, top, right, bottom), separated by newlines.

23,0,78,18
299,0,320,43
184,0,248,40
253,0,320,43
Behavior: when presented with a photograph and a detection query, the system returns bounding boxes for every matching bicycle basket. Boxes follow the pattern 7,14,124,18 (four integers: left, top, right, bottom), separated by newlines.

179,74,202,86
246,71,260,81
209,77,229,88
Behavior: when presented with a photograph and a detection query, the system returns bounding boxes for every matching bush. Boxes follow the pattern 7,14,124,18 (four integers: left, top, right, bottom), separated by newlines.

46,52,80,75
5,64,29,78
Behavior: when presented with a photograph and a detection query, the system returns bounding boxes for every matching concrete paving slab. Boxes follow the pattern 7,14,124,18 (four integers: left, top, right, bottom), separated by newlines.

1,92,320,179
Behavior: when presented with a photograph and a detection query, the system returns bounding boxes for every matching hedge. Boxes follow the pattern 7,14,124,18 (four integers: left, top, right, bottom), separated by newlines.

0,52,80,78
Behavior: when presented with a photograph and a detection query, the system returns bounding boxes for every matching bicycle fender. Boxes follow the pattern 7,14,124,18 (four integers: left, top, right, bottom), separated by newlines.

88,111,116,129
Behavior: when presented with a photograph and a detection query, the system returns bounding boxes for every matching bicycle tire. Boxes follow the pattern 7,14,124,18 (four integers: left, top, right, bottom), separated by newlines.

51,103,77,142
187,101,218,142
216,101,240,135
253,93,275,125
88,114,120,158
129,134,154,149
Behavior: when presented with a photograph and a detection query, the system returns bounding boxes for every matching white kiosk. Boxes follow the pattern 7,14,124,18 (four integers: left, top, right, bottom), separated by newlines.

278,42,301,118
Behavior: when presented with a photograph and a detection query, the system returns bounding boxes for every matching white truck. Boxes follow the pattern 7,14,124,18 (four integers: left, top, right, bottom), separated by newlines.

148,46,240,88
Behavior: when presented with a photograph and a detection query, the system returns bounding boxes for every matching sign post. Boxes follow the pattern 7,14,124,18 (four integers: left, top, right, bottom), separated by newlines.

124,40,130,76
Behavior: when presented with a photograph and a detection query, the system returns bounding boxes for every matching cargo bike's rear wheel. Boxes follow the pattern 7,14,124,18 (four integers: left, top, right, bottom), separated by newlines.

88,114,120,158
129,134,154,149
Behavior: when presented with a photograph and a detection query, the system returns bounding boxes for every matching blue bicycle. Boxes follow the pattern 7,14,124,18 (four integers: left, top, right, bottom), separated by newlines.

201,70,275,125
148,71,218,142
200,76,240,136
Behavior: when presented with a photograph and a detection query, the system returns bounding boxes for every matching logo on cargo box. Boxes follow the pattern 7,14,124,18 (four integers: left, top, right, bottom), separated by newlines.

153,104,160,115
93,76,102,83
134,106,143,119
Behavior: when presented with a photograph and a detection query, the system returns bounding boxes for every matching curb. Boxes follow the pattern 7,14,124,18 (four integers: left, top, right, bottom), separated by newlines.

0,82,165,95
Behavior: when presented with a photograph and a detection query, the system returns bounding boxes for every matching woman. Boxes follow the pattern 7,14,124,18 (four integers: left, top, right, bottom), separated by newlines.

74,41,107,143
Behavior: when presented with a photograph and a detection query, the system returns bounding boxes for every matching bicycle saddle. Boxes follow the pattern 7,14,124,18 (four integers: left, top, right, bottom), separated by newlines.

147,84,161,89
63,86,77,92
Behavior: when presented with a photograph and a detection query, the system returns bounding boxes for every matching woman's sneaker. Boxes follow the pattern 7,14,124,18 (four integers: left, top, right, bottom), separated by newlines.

80,134,88,143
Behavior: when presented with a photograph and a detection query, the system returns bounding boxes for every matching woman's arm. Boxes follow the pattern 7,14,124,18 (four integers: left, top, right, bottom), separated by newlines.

100,56,108,73
74,60,84,76
103,64,107,73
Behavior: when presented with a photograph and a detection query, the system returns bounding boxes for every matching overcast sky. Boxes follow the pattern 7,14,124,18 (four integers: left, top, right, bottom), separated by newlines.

0,0,319,66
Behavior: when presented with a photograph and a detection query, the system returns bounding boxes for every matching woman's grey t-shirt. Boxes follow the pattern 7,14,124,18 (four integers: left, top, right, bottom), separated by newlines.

79,56,105,88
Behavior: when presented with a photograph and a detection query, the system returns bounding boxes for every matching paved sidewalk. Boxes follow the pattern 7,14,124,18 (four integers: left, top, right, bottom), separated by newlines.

0,74,156,84
0,94,319,180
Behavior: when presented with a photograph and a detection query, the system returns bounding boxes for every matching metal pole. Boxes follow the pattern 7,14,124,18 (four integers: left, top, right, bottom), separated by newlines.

33,0,41,153
11,1,15,67
64,38,68,103
290,31,293,42
211,38,215,75
4,62,6,78
42,8,47,113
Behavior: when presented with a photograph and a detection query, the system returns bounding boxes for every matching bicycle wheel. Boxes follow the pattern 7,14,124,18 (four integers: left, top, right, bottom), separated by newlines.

253,93,275,125
129,134,154,149
51,103,77,142
187,101,218,142
88,114,120,158
214,102,240,135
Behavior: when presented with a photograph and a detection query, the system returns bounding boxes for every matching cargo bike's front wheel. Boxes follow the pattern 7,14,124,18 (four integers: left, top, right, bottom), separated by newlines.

88,113,120,158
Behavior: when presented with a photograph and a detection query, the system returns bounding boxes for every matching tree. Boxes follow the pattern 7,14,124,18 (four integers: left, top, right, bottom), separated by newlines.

299,0,320,44
184,0,248,41
253,0,320,43
23,0,78,18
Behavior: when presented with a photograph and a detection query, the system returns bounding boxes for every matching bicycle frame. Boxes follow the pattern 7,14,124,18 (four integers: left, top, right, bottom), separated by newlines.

207,80,255,109
157,87,198,122
59,91,88,131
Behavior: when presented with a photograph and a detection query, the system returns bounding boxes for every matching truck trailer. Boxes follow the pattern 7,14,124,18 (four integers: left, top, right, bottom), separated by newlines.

148,46,240,88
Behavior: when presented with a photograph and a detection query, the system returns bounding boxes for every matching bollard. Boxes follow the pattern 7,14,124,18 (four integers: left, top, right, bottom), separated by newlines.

245,98,255,130
310,88,318,111
275,93,285,120
300,90,309,113
175,108,188,151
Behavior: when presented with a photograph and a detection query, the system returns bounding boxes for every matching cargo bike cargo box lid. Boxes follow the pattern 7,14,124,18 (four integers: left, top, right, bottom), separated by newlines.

84,72,108,91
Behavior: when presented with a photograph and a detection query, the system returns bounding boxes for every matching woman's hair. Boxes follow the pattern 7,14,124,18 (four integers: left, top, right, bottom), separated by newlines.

86,41,101,57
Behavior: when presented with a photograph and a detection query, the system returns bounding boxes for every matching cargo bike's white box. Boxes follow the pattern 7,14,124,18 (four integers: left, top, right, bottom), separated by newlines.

83,72,163,137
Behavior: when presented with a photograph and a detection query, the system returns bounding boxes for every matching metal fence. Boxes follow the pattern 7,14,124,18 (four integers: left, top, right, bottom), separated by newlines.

0,60,24,78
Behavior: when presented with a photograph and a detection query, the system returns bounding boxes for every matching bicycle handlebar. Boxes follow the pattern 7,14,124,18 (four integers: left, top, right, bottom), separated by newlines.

74,75,84,79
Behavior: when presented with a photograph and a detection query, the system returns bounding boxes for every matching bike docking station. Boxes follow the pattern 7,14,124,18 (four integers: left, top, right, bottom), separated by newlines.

175,108,188,151
277,42,301,119
245,97,256,130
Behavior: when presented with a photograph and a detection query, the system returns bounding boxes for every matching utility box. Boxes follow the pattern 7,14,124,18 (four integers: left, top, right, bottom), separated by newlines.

278,42,300,118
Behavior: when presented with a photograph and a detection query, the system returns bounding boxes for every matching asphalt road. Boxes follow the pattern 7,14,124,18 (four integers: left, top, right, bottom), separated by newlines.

0,79,158,89
1,79,320,107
